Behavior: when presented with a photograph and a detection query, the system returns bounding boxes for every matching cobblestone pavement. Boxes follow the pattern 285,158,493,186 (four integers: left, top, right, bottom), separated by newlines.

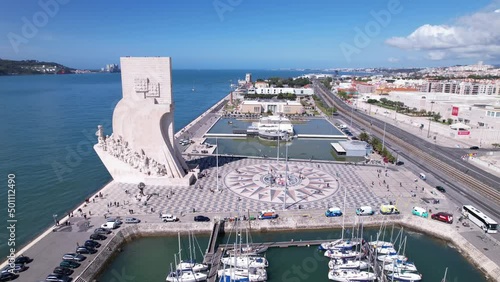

74,157,449,220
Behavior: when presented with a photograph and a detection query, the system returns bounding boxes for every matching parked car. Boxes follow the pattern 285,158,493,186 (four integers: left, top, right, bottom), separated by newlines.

395,161,404,166
161,214,179,222
106,217,123,225
1,263,28,273
94,227,112,235
469,146,479,150
62,253,86,262
45,274,71,282
325,207,343,217
0,272,18,281
89,233,107,241
52,266,73,276
435,186,446,193
431,212,453,224
101,222,118,229
84,240,101,249
124,217,140,224
59,260,80,269
194,215,210,222
14,255,33,264
76,246,97,254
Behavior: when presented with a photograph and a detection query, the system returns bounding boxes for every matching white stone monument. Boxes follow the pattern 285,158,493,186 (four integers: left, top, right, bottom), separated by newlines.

94,57,193,186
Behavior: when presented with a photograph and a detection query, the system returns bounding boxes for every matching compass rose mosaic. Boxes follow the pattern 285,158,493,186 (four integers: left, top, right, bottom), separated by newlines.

223,163,339,204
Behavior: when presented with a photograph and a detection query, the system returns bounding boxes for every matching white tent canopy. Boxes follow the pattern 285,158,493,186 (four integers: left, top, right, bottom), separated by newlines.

450,123,471,130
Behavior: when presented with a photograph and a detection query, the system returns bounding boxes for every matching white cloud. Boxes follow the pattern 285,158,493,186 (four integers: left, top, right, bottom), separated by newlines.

385,7,500,60
387,57,399,63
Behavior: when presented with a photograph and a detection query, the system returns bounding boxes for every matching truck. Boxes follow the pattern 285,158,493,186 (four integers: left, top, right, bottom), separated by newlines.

411,206,428,218
258,209,278,220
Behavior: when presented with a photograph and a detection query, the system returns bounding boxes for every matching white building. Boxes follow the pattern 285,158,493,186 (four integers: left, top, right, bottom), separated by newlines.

334,141,372,157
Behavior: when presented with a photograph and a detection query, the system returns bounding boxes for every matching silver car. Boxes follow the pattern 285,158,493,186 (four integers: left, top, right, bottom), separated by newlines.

62,253,86,262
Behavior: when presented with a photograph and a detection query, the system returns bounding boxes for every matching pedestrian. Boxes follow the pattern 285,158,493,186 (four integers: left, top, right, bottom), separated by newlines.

77,242,79,247
93,198,95,203
83,214,87,219
89,211,92,215
104,214,107,219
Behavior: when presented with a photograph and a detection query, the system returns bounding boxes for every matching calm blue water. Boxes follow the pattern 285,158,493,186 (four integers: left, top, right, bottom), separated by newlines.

0,70,311,257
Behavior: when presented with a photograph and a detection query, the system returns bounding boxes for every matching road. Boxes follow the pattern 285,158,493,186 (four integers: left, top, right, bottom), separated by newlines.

313,80,500,224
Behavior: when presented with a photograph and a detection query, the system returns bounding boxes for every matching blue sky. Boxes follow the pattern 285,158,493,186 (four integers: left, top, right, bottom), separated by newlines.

0,0,498,69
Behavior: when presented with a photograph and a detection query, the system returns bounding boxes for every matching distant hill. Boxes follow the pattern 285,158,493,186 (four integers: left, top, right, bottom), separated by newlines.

0,59,75,75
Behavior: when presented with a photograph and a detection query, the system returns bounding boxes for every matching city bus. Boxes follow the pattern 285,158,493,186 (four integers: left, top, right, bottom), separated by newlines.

462,205,498,233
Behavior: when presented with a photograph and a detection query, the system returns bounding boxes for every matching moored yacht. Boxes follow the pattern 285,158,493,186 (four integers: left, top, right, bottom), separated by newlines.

220,256,268,269
324,249,363,260
218,267,267,282
386,270,422,281
166,270,207,282
377,254,407,264
328,259,369,270
328,269,376,281
319,239,362,251
383,260,418,273
177,260,209,272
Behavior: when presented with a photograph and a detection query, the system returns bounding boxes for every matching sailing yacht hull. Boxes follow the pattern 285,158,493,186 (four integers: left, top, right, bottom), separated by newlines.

166,271,207,282
328,270,376,281
218,267,267,282
221,256,268,269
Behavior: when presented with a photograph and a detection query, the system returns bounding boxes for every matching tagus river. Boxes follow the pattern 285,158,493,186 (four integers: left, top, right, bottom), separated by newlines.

97,228,487,282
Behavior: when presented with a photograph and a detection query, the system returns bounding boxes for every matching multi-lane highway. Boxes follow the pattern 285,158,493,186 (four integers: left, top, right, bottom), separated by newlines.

313,80,500,221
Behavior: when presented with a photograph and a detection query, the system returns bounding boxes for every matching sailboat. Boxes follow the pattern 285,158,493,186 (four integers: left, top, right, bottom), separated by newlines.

328,269,376,281
177,232,209,272
166,233,207,282
386,270,422,281
217,266,267,282
328,258,370,270
383,260,417,273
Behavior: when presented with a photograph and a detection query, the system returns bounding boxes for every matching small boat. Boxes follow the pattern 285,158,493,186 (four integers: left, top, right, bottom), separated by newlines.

377,254,407,263
386,270,422,281
324,249,363,260
166,270,207,282
328,269,376,281
217,267,267,282
220,256,268,269
328,259,370,270
383,260,418,273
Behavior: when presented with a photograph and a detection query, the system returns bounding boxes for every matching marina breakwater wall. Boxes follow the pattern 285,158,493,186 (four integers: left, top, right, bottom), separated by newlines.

76,214,500,281
174,93,229,139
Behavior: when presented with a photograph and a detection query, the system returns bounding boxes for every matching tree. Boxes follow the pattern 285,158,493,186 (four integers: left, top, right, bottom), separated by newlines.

447,118,453,125
367,99,378,104
432,112,442,122
492,143,500,148
359,132,370,142
266,109,273,115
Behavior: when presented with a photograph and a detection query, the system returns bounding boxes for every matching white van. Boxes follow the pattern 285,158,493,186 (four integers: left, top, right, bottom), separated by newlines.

412,206,428,218
419,173,426,180
356,206,374,216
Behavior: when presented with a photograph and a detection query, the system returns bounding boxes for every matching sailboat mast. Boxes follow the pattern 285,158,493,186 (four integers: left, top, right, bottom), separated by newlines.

442,267,448,282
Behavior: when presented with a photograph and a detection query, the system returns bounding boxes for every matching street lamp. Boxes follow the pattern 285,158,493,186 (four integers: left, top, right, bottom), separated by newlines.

427,101,435,138
382,121,387,152
283,134,289,211
394,96,400,121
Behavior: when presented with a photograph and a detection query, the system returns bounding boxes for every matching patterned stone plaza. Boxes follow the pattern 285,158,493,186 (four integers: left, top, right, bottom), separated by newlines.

79,156,440,218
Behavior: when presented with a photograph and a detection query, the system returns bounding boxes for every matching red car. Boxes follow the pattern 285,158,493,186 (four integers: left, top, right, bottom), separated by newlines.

431,212,453,224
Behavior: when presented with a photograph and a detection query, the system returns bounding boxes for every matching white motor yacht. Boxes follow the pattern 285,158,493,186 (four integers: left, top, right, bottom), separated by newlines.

166,270,207,282
386,270,422,281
